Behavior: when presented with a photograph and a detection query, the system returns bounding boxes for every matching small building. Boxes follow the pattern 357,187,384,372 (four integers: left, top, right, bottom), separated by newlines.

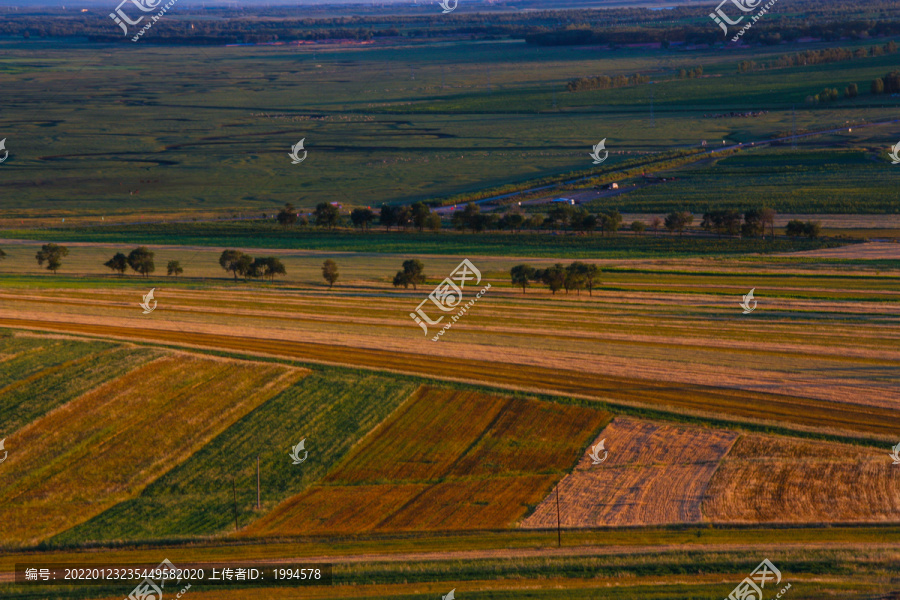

607,182,619,190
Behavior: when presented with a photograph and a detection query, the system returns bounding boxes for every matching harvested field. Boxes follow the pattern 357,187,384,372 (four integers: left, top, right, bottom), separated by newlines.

703,435,900,524
520,418,738,528
244,386,609,536
0,352,305,546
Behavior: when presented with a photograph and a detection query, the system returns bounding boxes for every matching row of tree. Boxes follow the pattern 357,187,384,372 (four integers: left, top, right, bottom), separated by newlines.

218,250,287,280
566,73,650,93
741,41,899,72
700,208,777,238
510,262,602,295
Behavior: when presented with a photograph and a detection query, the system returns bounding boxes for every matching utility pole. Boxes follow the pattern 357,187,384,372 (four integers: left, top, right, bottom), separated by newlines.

257,455,261,510
556,484,562,547
232,476,239,532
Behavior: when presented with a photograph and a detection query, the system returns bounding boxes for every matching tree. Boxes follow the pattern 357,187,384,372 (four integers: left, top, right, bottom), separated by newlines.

0,248,4,262
540,263,566,295
249,257,286,281
630,220,646,235
314,202,340,229
742,208,764,238
664,211,693,235
35,243,69,274
600,210,622,237
322,259,339,288
276,203,298,227
785,219,807,237
650,216,662,235
350,208,375,230
581,263,601,295
395,206,413,230
411,202,431,232
845,83,858,98
505,213,524,232
393,259,426,290
127,247,155,277
425,212,442,233
804,220,822,239
872,77,885,94
379,204,397,231
104,252,128,275
760,207,777,238
219,249,251,280
565,262,587,294
510,264,536,293
167,260,184,277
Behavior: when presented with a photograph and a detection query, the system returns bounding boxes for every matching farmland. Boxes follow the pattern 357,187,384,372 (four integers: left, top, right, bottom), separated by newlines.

2,1,900,597
244,386,609,535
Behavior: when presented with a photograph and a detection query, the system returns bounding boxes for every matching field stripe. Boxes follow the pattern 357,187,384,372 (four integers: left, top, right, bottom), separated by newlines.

0,316,897,439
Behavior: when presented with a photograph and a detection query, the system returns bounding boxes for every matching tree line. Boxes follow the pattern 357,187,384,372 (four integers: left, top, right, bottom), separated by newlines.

566,73,650,93
510,262,602,295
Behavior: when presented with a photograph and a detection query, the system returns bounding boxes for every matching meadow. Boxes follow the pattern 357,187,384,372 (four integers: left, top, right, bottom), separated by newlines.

1,36,899,223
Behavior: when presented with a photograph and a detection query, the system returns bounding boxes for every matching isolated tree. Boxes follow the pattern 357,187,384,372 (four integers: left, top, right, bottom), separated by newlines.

510,264,536,293
871,77,885,94
126,247,155,278
350,208,375,230
322,259,339,288
219,249,252,280
392,259,426,290
650,216,663,235
276,203,298,228
313,202,340,229
35,243,69,274
845,83,858,98
167,260,183,277
630,220,646,235
0,248,5,262
541,263,566,295
104,252,128,275
425,212,442,233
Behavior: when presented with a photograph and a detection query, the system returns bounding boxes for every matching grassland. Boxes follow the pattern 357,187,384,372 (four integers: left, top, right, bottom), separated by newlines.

244,386,609,536
1,37,899,222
